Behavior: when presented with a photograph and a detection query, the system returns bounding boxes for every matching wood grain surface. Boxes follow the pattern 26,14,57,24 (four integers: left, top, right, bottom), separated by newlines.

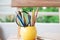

12,0,60,7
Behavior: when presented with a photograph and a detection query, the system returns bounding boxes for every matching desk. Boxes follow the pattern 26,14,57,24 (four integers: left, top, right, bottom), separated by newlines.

7,33,60,40
0,23,60,40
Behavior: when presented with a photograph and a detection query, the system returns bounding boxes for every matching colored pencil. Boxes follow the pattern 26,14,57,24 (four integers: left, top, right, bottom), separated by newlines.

35,7,39,18
31,9,35,26
16,7,39,27
17,14,24,26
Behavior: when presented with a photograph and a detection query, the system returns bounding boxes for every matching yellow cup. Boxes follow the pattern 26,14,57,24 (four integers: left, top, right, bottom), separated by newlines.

20,26,37,40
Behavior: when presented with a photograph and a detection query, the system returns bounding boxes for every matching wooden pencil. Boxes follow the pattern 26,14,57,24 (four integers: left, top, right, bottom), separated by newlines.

31,9,35,26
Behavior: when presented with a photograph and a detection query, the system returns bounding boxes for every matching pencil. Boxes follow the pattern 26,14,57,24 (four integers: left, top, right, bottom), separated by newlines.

31,9,35,26
34,7,39,25
35,7,39,18
33,7,39,26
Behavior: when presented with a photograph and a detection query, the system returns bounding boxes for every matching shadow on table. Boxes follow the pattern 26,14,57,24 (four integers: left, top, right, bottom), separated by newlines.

0,26,6,40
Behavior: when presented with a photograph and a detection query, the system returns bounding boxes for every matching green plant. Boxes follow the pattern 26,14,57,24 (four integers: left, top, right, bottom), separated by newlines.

5,15,15,22
22,7,59,12
36,16,59,23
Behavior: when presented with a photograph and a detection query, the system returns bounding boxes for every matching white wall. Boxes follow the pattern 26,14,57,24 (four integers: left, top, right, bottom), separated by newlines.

0,0,17,15
0,0,11,5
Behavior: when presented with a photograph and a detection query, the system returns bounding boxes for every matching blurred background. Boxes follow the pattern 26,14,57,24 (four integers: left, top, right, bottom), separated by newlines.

0,0,60,40
0,7,59,23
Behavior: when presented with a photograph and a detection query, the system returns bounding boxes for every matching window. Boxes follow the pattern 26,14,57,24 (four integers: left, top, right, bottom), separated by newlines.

0,6,59,23
0,6,17,22
22,7,59,23
22,7,58,12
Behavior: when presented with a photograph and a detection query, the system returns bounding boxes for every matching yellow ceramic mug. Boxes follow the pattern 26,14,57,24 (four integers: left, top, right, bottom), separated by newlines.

20,26,37,40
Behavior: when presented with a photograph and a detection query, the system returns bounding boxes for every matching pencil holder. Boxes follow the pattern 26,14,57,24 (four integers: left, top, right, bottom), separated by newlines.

20,26,37,40
16,7,39,40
